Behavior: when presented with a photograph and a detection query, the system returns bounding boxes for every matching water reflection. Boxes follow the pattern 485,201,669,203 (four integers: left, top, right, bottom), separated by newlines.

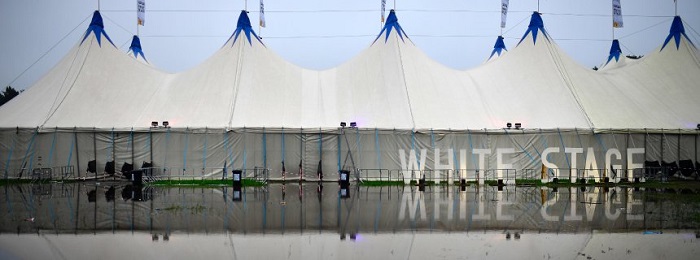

2,183,699,235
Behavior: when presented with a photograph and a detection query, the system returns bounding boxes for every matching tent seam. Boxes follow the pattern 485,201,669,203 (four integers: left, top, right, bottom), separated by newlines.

42,39,94,128
396,35,416,129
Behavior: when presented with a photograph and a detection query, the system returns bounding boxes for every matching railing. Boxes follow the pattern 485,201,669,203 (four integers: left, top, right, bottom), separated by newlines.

153,166,269,183
1,165,75,181
359,168,520,184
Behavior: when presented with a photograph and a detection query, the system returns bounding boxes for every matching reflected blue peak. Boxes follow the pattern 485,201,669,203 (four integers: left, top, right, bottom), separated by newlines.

228,10,264,46
518,12,550,46
129,35,148,62
81,11,115,47
489,36,508,59
661,16,694,51
605,39,622,65
373,10,409,44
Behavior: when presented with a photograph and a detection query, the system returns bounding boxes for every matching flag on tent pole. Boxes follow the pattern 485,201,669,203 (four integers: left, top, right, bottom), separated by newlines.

501,0,509,28
259,0,266,27
137,0,145,26
612,0,623,28
381,0,386,23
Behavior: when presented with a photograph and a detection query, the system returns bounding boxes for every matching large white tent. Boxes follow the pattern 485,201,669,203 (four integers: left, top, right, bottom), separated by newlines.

0,10,698,184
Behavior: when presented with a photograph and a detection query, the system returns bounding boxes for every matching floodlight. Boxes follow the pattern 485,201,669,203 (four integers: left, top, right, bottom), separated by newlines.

514,123,522,129
151,121,158,128
162,121,169,127
340,122,346,127
350,122,357,128
506,122,512,129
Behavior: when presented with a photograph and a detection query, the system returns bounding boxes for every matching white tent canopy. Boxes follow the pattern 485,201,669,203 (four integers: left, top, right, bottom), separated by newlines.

1,10,698,131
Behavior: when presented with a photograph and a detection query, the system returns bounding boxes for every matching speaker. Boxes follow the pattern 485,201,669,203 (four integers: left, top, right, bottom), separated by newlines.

232,170,242,187
131,170,143,186
339,170,350,187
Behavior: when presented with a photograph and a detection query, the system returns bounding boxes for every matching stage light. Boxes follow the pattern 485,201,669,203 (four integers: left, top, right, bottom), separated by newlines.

162,121,169,128
506,122,512,129
151,121,158,128
514,123,522,129
350,122,357,128
340,122,346,127
697,123,700,130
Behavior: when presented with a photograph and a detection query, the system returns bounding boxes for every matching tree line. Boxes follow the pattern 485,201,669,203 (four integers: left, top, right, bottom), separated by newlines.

0,86,21,107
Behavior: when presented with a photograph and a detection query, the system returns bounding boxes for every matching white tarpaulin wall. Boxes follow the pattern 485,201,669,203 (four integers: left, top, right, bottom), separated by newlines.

1,10,699,182
2,128,698,183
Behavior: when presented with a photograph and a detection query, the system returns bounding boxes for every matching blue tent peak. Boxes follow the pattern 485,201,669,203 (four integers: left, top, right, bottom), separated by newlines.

518,12,550,46
81,10,115,47
128,35,148,62
228,10,263,46
605,39,622,65
661,16,694,51
373,10,409,44
489,36,508,59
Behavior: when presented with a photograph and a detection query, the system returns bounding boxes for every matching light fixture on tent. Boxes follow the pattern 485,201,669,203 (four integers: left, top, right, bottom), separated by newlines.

515,123,522,130
340,122,346,128
162,121,169,128
697,124,700,130
350,122,357,128
506,123,512,129
151,121,158,128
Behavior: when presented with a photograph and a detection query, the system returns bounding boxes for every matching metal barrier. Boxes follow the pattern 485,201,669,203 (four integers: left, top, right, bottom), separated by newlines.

360,168,520,184
155,166,269,183
2,165,75,181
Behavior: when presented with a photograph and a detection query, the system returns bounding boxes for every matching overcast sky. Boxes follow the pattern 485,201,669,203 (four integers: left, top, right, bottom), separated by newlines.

1,0,699,91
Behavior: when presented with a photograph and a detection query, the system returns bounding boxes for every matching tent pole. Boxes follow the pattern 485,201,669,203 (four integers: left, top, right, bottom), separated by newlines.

111,128,116,177
695,133,698,164
675,1,678,16
149,128,153,165
93,129,97,179
625,129,630,180
130,128,134,169
660,129,664,163
75,129,81,178
644,129,647,161
678,129,681,163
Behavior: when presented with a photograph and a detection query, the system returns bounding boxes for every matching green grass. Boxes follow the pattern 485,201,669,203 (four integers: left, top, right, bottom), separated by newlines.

162,204,207,213
516,179,542,185
150,178,266,187
360,180,407,186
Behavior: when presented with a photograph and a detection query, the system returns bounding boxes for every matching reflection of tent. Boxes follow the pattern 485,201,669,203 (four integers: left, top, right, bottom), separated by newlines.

0,9,699,183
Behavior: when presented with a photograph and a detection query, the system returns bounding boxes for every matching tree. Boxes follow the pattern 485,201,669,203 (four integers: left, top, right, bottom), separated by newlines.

0,86,21,106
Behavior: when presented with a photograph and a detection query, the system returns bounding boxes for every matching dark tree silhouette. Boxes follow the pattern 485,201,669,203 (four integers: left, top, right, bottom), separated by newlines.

0,86,20,106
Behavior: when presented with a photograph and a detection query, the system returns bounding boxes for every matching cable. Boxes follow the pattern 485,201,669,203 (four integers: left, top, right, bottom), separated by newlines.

618,18,673,39
102,15,135,38
99,9,675,19
685,22,700,45
5,14,91,88
619,42,638,56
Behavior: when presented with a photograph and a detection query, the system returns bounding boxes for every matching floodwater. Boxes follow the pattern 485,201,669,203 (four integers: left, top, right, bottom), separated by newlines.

1,182,699,259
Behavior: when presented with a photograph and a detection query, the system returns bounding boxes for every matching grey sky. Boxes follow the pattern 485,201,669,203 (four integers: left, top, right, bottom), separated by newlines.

1,0,699,91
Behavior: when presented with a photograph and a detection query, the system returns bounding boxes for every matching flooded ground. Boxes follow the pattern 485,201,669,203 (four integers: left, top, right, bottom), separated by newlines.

1,182,699,259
